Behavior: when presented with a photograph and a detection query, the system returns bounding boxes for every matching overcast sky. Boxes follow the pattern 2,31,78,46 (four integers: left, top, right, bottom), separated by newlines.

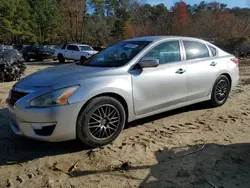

146,0,249,8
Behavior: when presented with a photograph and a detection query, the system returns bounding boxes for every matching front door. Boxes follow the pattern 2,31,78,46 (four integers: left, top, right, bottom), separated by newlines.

65,45,74,59
70,45,81,60
131,40,187,116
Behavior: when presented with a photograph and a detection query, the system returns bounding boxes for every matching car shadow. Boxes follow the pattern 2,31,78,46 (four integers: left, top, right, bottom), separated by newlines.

126,101,211,129
0,102,211,167
69,143,250,188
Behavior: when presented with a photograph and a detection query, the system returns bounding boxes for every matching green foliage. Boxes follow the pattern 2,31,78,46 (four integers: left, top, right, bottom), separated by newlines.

0,0,35,43
28,0,59,43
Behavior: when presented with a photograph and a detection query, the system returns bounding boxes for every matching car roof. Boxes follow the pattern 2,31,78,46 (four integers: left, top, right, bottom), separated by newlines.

126,36,208,43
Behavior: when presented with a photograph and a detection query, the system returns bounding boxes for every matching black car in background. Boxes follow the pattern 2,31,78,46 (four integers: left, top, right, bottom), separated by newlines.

13,44,29,53
22,45,55,62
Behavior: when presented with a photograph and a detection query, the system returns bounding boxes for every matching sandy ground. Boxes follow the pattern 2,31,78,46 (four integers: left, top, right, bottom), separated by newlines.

0,60,250,188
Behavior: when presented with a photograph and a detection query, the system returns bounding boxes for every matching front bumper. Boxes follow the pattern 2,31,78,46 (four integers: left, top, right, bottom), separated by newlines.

7,102,84,142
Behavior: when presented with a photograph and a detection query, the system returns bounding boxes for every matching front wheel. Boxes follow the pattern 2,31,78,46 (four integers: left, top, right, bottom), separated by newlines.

23,55,29,62
57,54,65,63
77,96,126,147
210,75,231,107
80,56,87,64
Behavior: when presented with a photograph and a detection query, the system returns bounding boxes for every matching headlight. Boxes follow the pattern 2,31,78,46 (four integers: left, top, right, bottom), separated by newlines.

30,86,79,107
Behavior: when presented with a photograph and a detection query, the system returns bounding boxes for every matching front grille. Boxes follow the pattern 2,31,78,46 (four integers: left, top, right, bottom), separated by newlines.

9,90,29,106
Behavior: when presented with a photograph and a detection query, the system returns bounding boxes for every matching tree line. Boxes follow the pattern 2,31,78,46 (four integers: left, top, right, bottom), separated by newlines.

0,0,250,47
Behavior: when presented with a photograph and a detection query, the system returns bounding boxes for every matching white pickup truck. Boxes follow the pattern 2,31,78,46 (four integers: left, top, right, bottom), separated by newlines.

55,44,98,63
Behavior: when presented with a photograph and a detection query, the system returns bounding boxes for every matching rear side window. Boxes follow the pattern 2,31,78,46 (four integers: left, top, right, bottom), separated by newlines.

183,41,209,60
208,45,217,56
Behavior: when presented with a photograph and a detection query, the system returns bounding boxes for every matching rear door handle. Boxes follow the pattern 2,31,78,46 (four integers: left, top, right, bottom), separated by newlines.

210,62,217,66
176,69,186,74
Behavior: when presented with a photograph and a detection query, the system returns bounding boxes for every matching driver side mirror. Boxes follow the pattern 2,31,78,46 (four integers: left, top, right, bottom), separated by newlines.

138,59,159,68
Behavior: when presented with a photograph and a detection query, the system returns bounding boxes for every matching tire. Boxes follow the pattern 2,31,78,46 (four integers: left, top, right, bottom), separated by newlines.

80,56,87,63
77,96,126,147
57,54,65,63
23,55,29,62
210,75,231,107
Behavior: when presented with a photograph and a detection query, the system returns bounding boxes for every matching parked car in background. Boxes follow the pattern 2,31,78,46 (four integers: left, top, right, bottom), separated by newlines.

22,45,55,62
13,44,29,53
55,43,98,63
7,36,239,147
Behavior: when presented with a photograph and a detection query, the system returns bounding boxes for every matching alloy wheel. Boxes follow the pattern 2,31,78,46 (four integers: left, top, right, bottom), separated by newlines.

215,80,228,102
88,104,120,140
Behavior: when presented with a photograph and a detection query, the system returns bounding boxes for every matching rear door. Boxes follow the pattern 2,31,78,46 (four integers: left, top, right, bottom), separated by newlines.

182,40,219,101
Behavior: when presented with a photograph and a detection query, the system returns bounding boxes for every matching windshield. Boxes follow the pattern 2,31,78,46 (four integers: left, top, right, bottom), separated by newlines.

79,45,93,51
79,41,151,67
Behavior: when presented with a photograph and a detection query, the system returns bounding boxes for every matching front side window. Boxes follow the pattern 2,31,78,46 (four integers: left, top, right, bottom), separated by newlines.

67,45,79,51
80,41,151,67
142,41,181,64
183,41,209,60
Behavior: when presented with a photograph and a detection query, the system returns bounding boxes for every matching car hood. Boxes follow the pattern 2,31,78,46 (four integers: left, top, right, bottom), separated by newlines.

84,50,98,54
15,64,111,87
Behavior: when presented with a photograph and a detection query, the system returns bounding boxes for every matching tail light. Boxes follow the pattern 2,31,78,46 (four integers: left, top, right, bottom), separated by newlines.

231,58,239,66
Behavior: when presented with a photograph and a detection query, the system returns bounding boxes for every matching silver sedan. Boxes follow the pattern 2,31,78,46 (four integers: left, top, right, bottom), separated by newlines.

6,36,239,147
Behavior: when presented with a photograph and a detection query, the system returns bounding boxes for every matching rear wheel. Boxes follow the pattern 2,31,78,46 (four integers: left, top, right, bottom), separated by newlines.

57,54,65,63
210,75,231,107
76,96,126,147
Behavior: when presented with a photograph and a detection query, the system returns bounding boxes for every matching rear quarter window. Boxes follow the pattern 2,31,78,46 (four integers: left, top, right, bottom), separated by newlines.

208,45,217,56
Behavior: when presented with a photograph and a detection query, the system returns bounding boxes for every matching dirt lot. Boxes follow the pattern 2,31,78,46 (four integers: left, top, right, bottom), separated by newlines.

1,60,250,188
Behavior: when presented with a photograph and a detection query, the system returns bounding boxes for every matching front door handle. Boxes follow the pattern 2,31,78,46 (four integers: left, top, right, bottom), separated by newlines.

176,69,186,74
210,62,217,66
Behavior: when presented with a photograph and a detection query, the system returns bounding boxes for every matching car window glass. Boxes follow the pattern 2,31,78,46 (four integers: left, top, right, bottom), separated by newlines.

62,44,67,49
208,45,217,56
67,45,73,50
142,41,181,64
67,45,79,51
72,46,79,51
81,41,151,67
183,41,209,60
